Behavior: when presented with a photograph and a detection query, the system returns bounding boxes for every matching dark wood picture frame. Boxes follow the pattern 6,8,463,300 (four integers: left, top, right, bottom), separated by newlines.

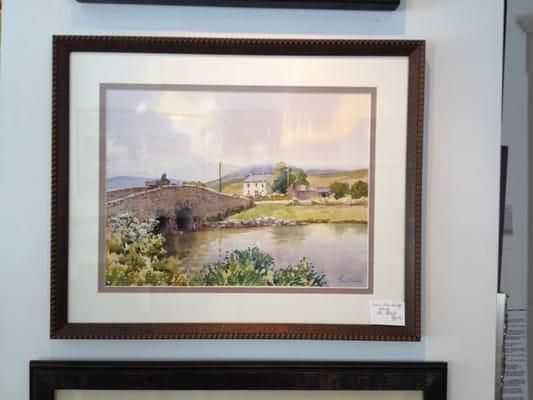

51,36,425,341
75,0,401,11
30,361,446,400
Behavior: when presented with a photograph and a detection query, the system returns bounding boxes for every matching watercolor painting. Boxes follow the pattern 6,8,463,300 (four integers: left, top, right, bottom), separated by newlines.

102,84,375,291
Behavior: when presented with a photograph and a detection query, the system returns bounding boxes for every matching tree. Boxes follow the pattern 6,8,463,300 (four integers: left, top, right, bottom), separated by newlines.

271,162,289,193
350,180,368,199
271,162,309,194
330,181,350,199
292,168,309,186
272,162,288,177
271,170,291,194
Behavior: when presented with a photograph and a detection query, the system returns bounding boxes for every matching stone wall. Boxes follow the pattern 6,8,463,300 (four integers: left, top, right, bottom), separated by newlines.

106,185,252,231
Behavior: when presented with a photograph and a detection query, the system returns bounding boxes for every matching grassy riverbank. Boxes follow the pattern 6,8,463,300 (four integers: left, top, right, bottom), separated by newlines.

226,203,368,223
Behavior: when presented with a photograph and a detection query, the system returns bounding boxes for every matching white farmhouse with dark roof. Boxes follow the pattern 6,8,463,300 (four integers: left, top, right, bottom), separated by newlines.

243,173,272,197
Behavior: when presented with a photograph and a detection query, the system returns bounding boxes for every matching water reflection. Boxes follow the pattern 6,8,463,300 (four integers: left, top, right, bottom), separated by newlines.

165,222,368,288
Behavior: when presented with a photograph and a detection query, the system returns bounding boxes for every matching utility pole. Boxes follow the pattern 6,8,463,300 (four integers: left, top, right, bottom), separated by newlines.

219,161,222,192
286,166,290,193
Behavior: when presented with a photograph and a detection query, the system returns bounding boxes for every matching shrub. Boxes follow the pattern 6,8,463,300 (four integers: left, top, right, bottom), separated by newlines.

273,258,327,287
197,247,326,287
105,255,132,286
198,247,274,286
350,180,368,199
108,214,159,245
207,205,252,222
330,181,350,199
105,213,189,287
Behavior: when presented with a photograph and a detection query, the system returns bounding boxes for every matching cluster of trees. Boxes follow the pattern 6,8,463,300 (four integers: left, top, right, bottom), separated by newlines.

330,180,368,200
271,162,309,194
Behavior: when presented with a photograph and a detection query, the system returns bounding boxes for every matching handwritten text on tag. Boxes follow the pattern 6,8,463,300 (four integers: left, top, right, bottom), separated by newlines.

370,300,405,326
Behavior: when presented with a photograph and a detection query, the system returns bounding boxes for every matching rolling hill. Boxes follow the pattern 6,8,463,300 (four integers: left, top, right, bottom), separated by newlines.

306,169,368,188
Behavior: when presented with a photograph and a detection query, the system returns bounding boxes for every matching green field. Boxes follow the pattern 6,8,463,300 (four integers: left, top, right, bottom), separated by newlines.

220,179,243,194
206,178,243,194
227,203,368,223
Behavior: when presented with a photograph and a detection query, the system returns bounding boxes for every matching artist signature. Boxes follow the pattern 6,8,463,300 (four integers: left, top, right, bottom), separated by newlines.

338,274,363,284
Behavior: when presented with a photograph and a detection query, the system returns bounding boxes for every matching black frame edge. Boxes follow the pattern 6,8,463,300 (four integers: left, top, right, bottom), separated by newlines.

75,0,401,11
30,361,447,399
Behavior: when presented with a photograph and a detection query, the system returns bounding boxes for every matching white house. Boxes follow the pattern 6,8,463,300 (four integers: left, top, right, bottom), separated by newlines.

243,173,272,197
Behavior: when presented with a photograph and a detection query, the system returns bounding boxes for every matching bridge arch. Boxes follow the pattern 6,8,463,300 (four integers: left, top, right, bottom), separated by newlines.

176,207,194,232
154,215,170,235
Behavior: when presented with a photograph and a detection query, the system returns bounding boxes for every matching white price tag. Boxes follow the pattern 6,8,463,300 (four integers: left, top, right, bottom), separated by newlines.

370,300,405,326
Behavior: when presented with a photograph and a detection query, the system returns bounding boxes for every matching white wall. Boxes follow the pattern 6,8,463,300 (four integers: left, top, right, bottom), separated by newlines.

0,0,503,399
502,0,532,311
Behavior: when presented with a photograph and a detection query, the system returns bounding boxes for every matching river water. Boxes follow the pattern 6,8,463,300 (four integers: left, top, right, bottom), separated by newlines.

165,222,368,288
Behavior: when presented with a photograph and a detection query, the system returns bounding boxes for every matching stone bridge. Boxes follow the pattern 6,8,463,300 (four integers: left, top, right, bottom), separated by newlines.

106,185,253,233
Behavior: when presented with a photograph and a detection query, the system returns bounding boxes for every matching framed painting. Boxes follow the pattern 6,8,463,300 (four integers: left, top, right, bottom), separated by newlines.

75,0,401,11
30,361,447,400
51,36,425,340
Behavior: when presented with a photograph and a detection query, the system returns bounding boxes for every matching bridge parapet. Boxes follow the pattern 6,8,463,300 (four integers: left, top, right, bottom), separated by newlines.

106,187,148,202
106,186,252,232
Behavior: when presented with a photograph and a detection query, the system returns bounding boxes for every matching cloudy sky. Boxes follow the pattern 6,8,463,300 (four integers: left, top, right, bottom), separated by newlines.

104,86,372,182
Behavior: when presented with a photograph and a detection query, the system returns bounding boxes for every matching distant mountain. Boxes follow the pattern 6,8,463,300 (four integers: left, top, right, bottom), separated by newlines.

106,176,181,190
205,164,274,188
304,168,347,176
